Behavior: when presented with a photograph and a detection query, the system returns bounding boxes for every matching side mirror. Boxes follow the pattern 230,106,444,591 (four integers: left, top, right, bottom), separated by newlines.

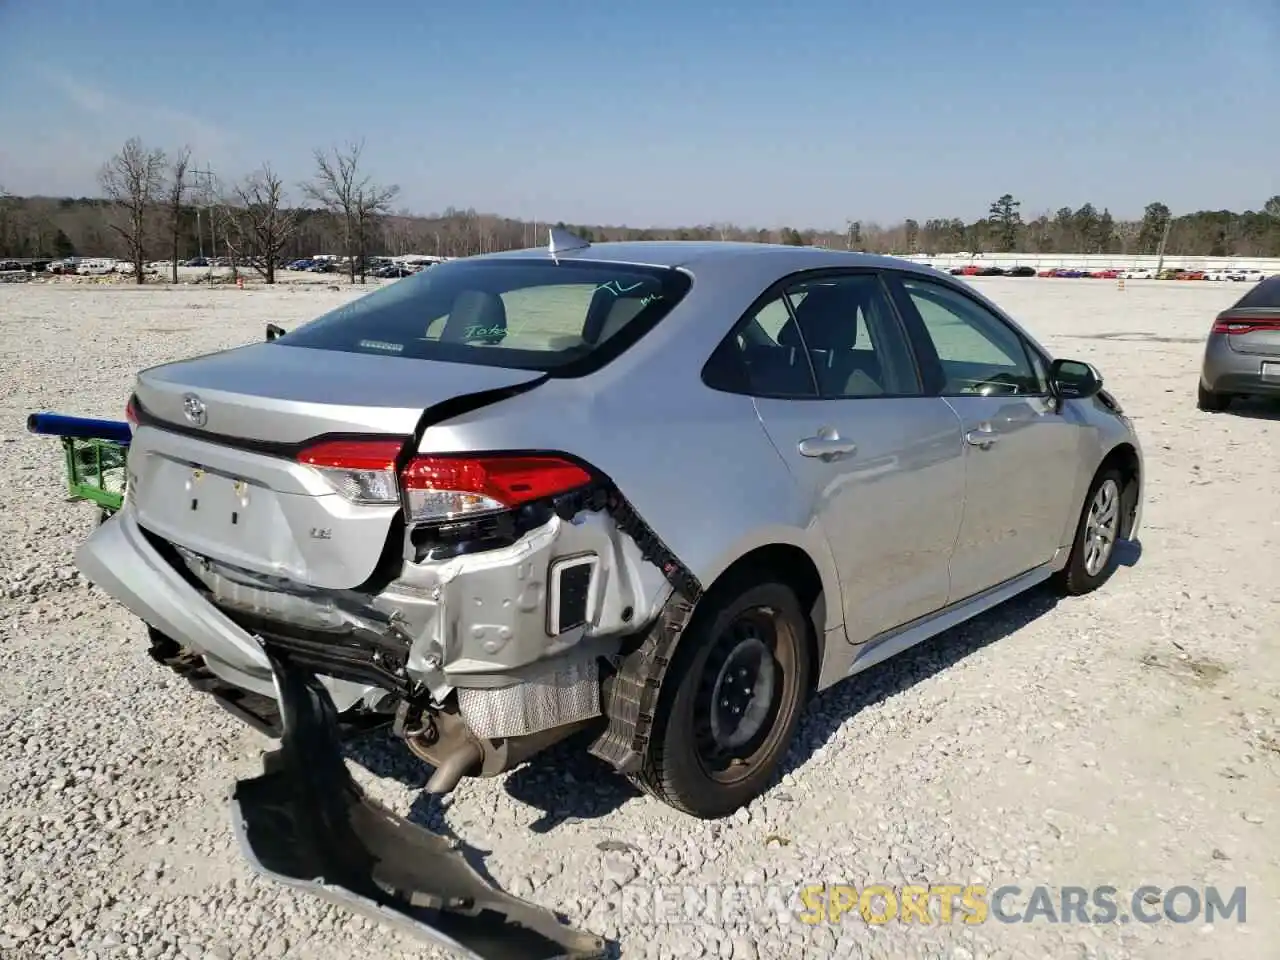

266,323,286,341
1049,358,1102,400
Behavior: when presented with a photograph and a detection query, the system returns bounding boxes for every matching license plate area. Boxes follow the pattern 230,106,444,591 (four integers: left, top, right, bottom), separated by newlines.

1262,361,1280,381
138,457,296,571
184,465,261,528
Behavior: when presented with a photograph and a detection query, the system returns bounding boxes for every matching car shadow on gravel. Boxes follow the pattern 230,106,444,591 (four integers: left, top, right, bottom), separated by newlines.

500,728,642,832
778,583,1067,781
1216,398,1280,421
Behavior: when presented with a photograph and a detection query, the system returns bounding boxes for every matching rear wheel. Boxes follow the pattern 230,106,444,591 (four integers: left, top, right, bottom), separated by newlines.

636,578,812,818
1054,467,1125,596
1197,382,1232,412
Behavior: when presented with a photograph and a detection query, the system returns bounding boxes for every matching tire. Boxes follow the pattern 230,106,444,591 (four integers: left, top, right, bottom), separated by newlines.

634,577,813,818
1054,467,1126,596
1197,382,1231,412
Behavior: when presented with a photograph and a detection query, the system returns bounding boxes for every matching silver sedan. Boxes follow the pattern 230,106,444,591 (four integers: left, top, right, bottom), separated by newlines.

78,234,1144,818
1198,274,1280,410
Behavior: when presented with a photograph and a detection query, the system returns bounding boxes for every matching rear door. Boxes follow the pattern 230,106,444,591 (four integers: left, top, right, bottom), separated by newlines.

706,270,966,645
887,272,1082,601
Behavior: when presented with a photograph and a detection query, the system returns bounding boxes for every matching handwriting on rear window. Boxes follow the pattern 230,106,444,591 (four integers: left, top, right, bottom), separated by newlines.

596,280,647,297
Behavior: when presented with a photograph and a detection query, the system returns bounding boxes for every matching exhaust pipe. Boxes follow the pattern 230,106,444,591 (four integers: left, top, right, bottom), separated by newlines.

402,703,599,795
424,739,482,794
230,655,607,960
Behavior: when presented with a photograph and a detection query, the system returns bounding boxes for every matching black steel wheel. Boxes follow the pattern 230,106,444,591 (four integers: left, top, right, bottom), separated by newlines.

636,577,812,818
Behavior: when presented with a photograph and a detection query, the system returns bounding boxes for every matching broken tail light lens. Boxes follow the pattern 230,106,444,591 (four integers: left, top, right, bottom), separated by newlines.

1212,317,1280,335
400,455,592,522
298,438,405,504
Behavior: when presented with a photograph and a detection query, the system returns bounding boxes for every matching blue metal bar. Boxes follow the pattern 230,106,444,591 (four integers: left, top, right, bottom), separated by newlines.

27,412,132,445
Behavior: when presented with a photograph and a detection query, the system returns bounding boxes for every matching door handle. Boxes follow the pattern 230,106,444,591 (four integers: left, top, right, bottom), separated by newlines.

965,426,1001,448
798,435,858,461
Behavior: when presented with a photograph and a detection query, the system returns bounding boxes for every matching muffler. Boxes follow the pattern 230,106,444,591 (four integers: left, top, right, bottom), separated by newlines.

229,654,608,960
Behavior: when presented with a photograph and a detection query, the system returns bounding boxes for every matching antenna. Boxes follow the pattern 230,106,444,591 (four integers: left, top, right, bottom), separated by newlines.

548,226,590,257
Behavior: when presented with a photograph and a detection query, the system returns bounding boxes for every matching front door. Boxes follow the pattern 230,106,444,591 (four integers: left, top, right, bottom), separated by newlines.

732,271,967,644
890,274,1083,601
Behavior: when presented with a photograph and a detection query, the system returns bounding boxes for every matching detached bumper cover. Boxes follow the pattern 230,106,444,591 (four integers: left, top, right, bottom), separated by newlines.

231,656,607,960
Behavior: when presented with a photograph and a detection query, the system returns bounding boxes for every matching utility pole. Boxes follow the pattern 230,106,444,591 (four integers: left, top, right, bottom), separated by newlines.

1154,215,1173,277
188,166,217,278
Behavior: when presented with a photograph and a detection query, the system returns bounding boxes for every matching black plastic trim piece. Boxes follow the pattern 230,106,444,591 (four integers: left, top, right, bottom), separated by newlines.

231,655,609,959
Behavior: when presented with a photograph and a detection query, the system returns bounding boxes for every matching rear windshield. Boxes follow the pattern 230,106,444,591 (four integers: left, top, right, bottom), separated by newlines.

1233,275,1280,310
276,258,692,373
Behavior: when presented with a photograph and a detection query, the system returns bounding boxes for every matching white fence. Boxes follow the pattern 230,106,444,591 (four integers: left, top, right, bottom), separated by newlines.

896,252,1280,273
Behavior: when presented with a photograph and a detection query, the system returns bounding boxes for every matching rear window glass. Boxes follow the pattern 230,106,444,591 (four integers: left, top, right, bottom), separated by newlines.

1233,275,1280,309
276,258,692,373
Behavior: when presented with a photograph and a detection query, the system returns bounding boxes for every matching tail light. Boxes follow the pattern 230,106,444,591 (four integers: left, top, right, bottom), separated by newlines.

298,438,404,504
401,455,592,522
296,439,592,521
1212,317,1280,335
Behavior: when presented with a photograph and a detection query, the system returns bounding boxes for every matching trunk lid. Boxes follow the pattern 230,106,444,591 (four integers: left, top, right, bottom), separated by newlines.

1218,307,1280,356
129,343,545,590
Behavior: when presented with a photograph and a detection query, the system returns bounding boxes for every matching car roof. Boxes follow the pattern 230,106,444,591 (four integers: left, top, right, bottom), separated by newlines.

470,239,937,275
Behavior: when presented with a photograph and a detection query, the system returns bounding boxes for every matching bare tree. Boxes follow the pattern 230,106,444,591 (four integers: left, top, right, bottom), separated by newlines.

166,146,191,283
304,140,399,283
99,137,166,283
228,164,297,284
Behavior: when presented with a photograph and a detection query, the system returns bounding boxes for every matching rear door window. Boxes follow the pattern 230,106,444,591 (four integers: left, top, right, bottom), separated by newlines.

277,259,691,373
702,272,922,399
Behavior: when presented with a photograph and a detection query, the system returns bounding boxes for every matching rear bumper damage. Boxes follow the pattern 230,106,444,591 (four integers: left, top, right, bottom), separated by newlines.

77,477,702,789
78,479,706,957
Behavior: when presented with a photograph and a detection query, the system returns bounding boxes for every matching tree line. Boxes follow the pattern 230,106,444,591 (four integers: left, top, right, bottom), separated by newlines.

2,138,1279,283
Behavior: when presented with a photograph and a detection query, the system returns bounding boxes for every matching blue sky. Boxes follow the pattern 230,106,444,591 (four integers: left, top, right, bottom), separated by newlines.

1,0,1276,229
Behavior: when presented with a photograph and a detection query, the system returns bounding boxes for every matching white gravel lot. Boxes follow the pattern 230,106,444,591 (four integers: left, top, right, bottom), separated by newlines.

1,277,1277,960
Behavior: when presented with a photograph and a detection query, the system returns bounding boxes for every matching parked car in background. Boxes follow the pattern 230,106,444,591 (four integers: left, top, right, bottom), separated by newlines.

78,238,1144,820
1197,274,1280,411
1229,268,1265,282
1120,268,1156,280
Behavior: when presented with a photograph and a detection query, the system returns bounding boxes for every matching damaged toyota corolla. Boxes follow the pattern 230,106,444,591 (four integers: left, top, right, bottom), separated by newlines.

74,231,1143,957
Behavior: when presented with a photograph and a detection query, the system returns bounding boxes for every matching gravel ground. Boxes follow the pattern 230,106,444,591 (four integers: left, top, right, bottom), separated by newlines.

1,278,1277,960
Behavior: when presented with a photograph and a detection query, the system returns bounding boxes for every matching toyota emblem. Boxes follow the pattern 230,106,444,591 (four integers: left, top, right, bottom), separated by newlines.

182,393,208,427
